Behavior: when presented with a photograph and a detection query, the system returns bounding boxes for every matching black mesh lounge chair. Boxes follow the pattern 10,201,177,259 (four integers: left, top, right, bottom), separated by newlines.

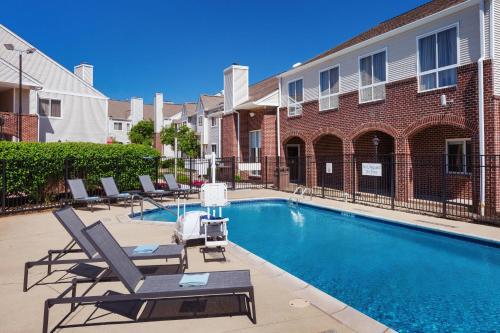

42,221,256,333
67,178,110,212
139,175,172,200
164,173,200,198
100,177,135,208
23,207,187,292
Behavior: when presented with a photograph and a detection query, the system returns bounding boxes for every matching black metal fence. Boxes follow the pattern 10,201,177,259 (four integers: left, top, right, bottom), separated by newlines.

1,154,500,224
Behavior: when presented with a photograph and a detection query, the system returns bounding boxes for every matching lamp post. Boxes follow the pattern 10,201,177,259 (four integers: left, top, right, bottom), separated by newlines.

3,44,36,141
372,135,380,162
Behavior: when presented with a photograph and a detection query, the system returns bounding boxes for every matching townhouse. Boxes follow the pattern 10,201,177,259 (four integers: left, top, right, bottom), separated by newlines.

195,94,223,157
221,65,279,178
275,0,500,215
107,98,153,144
0,24,108,143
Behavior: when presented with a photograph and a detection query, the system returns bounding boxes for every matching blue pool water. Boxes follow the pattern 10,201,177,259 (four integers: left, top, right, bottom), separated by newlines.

139,199,500,333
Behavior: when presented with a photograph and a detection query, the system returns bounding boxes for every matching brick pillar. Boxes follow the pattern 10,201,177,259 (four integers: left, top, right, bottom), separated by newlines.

343,140,354,198
395,137,409,202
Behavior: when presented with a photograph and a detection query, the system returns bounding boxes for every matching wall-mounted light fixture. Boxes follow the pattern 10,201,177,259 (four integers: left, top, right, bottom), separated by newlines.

249,112,255,118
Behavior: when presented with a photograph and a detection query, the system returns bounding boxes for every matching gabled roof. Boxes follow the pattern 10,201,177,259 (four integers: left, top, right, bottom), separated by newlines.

183,102,198,117
108,100,131,120
298,0,468,67
200,94,224,111
0,58,43,89
247,76,279,103
164,103,184,118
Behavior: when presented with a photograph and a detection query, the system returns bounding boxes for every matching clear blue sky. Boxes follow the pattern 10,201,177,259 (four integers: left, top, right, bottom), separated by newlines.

1,0,429,103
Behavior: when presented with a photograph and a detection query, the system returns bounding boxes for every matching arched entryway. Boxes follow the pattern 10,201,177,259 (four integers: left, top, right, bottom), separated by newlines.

313,134,344,192
408,124,475,204
283,136,306,184
353,130,395,196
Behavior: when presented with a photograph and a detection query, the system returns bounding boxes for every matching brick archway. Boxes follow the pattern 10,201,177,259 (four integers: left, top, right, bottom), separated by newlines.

348,122,400,142
403,114,476,139
311,127,347,144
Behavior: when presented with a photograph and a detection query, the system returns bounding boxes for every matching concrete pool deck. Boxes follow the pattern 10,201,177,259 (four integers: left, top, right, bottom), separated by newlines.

1,189,499,333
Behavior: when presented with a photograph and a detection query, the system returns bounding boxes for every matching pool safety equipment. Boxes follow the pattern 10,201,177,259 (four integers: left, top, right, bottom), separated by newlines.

174,183,229,260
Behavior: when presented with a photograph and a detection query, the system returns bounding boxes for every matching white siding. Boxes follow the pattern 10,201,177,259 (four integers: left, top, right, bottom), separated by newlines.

109,120,131,144
37,91,107,143
281,5,481,105
493,0,500,95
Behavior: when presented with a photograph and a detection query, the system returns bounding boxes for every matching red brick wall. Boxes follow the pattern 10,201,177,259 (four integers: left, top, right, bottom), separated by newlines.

0,112,38,142
221,114,238,158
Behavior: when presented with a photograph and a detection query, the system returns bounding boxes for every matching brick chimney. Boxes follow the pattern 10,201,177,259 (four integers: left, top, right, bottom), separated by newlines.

74,63,94,86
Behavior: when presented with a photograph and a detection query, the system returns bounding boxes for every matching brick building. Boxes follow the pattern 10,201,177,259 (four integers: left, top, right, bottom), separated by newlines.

221,0,500,218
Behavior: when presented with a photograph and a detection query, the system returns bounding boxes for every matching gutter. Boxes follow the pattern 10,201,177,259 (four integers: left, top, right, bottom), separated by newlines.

478,0,486,215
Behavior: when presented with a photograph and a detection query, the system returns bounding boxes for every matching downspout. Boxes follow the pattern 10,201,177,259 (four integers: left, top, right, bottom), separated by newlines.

277,77,282,157
478,0,486,216
234,110,241,159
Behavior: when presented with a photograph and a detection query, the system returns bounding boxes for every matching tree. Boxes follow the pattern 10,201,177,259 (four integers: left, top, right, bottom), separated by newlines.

129,120,154,146
160,124,200,158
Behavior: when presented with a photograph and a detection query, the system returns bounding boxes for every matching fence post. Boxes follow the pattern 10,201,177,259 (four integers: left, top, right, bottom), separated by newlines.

321,162,325,198
1,160,6,213
351,155,356,203
264,156,268,189
231,156,236,190
390,154,395,210
64,158,69,202
441,154,447,218
189,157,193,190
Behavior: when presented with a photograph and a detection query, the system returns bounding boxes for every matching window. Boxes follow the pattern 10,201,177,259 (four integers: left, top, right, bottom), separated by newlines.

211,144,217,155
249,130,261,176
38,98,62,118
319,66,340,111
126,123,131,132
446,139,471,174
113,122,123,131
198,116,203,127
418,26,458,91
359,50,387,103
288,79,303,116
211,117,217,127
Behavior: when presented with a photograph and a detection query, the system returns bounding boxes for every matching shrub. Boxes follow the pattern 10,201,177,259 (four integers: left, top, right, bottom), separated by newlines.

0,142,160,203
129,120,154,146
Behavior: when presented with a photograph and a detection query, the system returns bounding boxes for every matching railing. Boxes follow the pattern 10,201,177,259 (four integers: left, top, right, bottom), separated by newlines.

134,195,178,220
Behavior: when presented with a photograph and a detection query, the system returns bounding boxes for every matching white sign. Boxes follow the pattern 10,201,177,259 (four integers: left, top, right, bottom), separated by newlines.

362,163,382,177
325,163,333,174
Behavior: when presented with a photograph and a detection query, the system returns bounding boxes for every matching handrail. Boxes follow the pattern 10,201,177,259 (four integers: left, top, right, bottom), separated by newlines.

132,195,178,220
289,185,312,205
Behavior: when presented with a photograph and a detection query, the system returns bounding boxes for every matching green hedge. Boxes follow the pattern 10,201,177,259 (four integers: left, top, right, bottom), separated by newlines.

0,142,160,203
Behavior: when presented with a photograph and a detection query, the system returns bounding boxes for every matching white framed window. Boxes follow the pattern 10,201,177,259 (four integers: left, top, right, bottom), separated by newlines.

211,117,217,127
113,122,123,131
359,49,387,103
38,98,62,118
211,144,217,155
418,25,458,92
288,79,303,117
198,115,203,127
446,138,471,174
126,123,131,132
249,130,261,176
319,65,340,111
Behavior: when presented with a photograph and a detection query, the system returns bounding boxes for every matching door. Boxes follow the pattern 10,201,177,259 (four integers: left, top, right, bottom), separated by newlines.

286,145,301,183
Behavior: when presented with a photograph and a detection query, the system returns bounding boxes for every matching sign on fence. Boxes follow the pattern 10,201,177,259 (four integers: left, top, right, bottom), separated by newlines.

362,163,382,177
325,163,333,174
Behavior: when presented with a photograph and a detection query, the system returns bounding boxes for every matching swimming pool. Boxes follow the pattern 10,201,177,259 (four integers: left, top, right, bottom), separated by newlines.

138,199,500,333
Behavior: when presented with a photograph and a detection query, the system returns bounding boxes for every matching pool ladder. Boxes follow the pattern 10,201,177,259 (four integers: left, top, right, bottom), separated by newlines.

288,186,312,206
132,195,178,220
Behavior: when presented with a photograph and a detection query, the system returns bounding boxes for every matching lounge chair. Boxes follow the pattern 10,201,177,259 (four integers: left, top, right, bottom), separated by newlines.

42,220,256,333
100,177,135,208
23,206,187,292
139,174,172,200
164,173,200,198
67,178,110,212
